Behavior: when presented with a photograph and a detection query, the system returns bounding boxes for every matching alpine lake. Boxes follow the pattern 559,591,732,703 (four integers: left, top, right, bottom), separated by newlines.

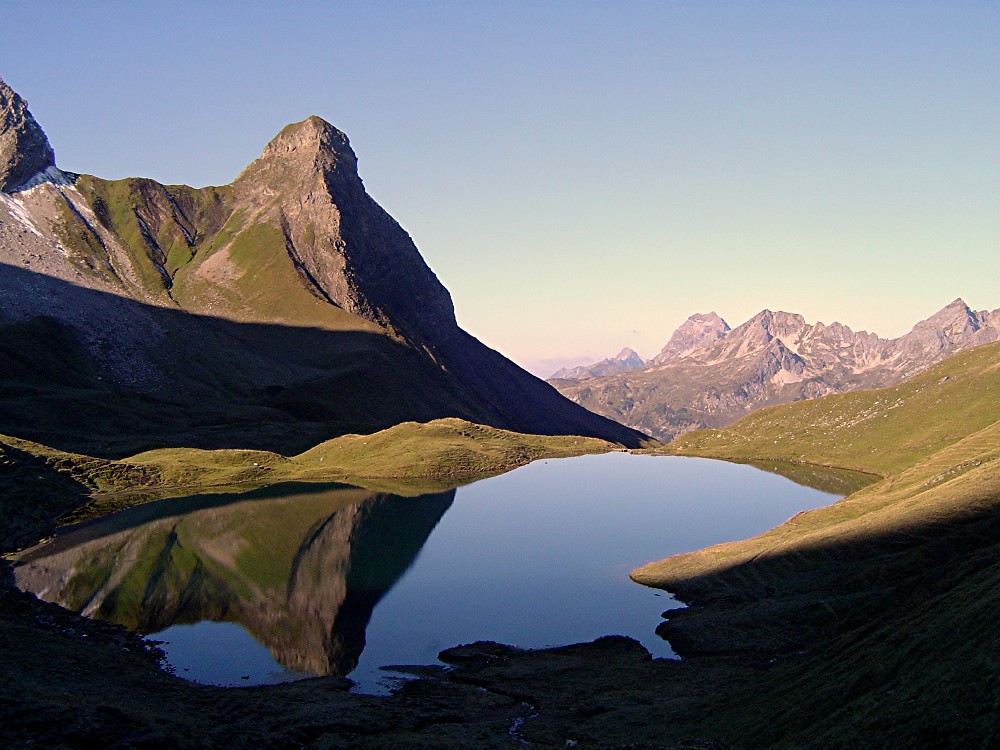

11,453,871,693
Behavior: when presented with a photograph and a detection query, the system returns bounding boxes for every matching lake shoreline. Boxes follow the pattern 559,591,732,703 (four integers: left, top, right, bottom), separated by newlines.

0,450,748,748
0,439,827,748
15,453,833,692
3,424,997,747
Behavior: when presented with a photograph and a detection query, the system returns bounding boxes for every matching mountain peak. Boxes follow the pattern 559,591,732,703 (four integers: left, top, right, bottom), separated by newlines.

235,115,360,191
0,77,56,192
901,298,982,349
691,312,726,325
744,309,807,332
614,347,641,361
651,311,730,364
941,297,971,315
922,298,975,326
263,116,355,162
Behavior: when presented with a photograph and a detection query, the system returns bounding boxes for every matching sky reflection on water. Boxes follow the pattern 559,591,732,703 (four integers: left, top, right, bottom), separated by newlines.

16,453,844,694
351,453,840,692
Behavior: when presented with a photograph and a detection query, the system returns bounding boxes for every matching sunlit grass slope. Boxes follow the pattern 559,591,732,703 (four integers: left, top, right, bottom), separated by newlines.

668,340,1000,476
294,418,609,477
1,418,617,527
633,417,1000,586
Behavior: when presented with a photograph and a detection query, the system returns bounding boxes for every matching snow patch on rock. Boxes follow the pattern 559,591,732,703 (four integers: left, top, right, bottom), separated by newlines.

14,165,73,192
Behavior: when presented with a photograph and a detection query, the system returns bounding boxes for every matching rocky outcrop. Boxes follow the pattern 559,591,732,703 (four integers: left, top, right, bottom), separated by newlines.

0,77,55,192
892,298,1000,374
230,116,457,350
552,300,1000,441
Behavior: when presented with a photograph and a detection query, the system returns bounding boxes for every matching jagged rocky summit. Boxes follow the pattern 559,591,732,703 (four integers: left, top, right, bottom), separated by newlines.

0,78,55,192
0,77,645,455
649,312,730,365
550,300,1000,442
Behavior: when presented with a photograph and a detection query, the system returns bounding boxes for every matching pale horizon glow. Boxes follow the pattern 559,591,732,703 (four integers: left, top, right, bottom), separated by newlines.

4,2,997,378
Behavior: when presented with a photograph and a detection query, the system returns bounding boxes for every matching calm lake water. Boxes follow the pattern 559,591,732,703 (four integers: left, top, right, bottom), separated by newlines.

12,453,858,693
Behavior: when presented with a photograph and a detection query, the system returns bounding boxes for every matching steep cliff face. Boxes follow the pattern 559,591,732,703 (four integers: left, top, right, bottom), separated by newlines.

552,301,1000,442
0,78,645,454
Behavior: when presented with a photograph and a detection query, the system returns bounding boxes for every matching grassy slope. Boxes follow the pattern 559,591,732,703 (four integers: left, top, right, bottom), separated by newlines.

638,342,1000,582
665,341,1000,476
630,340,1000,748
0,418,617,528
637,338,1000,595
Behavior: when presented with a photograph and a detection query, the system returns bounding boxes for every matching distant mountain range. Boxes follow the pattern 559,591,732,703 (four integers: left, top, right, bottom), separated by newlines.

550,347,645,380
549,299,1000,441
0,77,643,455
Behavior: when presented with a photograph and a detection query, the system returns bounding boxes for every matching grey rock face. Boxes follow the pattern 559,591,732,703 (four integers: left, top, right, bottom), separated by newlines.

233,115,458,351
894,298,997,372
0,78,55,192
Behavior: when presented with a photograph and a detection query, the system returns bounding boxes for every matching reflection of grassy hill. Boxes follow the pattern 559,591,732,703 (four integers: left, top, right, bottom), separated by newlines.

13,485,455,677
734,459,876,496
1,418,617,524
631,341,1000,747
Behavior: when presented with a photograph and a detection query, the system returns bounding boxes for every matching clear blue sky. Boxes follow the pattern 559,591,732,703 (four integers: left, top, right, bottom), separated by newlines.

4,1,998,375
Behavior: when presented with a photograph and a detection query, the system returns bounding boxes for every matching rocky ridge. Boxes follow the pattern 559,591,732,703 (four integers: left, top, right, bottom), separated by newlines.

551,299,1000,441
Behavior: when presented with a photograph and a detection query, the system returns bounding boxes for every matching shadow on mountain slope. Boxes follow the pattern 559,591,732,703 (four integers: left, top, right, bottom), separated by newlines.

0,263,645,457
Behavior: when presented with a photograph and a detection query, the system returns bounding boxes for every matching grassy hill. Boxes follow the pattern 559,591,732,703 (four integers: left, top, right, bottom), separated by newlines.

0,418,617,529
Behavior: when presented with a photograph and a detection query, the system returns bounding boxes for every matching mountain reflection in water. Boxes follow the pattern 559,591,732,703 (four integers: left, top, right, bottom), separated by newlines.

13,483,453,678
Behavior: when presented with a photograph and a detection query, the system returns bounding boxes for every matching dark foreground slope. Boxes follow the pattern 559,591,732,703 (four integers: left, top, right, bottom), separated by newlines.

0,78,643,455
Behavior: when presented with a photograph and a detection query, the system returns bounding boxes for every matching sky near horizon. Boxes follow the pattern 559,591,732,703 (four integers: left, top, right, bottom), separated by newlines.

3,2,997,376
